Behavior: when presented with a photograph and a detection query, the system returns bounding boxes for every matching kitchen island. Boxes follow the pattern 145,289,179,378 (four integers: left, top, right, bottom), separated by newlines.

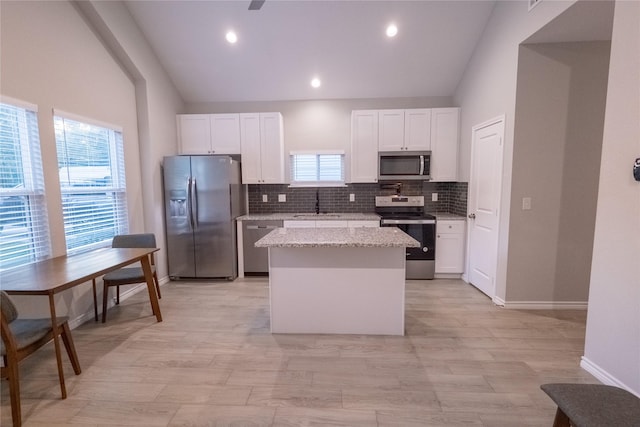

255,227,419,335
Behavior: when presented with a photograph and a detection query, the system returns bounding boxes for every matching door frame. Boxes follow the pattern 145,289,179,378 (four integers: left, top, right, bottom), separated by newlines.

464,115,506,303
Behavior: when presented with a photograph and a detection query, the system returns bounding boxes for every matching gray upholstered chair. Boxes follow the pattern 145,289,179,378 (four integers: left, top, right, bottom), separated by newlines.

100,233,161,323
0,291,81,427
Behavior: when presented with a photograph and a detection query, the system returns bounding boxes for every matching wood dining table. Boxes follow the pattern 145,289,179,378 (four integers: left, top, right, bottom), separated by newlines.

0,247,162,399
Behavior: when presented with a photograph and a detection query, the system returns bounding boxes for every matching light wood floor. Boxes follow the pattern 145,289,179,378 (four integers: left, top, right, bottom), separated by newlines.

1,278,597,426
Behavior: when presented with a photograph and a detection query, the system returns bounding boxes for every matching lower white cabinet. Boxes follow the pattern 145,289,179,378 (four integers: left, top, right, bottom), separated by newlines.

348,220,380,228
435,220,465,274
283,220,316,228
283,220,380,228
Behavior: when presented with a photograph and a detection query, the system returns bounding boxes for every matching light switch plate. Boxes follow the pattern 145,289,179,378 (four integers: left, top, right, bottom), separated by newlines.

432,193,438,202
278,194,286,202
262,194,268,203
522,197,532,210
349,193,355,202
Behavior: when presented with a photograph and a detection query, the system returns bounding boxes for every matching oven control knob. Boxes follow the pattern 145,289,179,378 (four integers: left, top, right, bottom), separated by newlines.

423,247,428,252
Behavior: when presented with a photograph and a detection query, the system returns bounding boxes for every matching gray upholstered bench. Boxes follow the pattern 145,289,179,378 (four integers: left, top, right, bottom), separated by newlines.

541,383,640,427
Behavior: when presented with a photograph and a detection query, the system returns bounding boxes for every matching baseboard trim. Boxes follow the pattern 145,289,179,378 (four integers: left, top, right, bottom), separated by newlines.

68,276,169,329
497,300,588,310
580,356,640,398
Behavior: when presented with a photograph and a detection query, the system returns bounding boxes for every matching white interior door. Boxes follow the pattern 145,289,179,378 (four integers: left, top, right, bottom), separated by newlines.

467,116,505,298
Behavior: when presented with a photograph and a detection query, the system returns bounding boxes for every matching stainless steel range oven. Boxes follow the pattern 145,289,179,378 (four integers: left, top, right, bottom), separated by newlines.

375,195,436,279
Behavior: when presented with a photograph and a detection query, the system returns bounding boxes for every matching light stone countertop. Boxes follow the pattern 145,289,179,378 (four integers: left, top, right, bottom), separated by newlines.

237,213,381,221
255,227,420,248
432,213,467,221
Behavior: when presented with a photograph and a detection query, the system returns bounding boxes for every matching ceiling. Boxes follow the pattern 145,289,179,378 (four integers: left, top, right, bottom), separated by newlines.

124,0,496,104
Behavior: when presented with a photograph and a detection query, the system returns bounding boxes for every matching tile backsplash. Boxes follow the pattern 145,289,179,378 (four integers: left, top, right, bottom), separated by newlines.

247,181,468,216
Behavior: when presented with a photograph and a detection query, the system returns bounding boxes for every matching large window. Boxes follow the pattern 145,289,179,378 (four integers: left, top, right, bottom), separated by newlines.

0,99,50,270
54,112,128,254
290,151,345,187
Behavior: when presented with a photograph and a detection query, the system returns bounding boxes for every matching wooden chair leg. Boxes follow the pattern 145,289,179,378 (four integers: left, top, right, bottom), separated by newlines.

153,272,161,299
6,355,21,427
60,322,81,375
91,279,98,321
553,407,571,427
102,285,109,323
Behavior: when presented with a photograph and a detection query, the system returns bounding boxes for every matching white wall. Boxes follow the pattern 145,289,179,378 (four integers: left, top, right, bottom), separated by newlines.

1,0,183,323
583,0,640,395
0,0,141,319
454,0,584,300
76,1,185,281
506,41,609,303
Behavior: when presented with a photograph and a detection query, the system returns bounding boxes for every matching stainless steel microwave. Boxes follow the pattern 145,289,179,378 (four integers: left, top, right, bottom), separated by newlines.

378,151,431,181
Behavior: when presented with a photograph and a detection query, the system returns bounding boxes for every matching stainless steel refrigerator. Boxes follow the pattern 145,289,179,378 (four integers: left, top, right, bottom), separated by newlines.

163,155,245,280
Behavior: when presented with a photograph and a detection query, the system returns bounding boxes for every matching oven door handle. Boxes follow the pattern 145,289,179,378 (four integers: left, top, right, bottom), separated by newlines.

381,219,436,225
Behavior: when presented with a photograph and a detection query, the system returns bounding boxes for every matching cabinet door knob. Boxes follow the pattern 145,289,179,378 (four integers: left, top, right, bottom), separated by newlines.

468,213,476,219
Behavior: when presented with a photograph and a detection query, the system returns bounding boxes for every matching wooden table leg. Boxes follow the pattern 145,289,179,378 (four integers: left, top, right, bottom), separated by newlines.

91,279,98,321
48,295,67,399
141,255,162,322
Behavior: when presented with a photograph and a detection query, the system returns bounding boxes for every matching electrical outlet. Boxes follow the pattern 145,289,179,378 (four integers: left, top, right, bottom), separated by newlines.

278,194,286,202
349,193,355,202
262,194,268,203
522,197,532,210
432,193,438,202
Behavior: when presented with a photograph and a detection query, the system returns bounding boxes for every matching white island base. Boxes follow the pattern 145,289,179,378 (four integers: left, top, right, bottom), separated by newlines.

268,246,406,335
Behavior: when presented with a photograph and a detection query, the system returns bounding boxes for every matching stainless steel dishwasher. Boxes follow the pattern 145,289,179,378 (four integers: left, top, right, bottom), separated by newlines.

242,220,283,274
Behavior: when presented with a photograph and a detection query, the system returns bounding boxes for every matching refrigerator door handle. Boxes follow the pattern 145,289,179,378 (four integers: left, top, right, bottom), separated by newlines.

191,177,199,229
187,177,195,230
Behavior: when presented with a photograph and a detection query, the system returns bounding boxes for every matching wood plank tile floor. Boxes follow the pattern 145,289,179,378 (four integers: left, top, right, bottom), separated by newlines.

1,278,598,426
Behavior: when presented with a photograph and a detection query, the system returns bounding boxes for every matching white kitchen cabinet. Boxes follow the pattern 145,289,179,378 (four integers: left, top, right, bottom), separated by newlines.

378,110,405,151
283,220,316,228
284,220,380,228
178,114,211,154
178,114,241,155
378,109,431,152
430,108,460,182
240,112,285,184
404,109,432,151
435,220,465,274
348,220,380,228
350,110,378,183
210,114,241,154
315,220,349,228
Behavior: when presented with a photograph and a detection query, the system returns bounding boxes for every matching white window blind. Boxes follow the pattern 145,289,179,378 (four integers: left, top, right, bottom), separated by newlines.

0,101,51,271
290,151,345,186
54,114,128,254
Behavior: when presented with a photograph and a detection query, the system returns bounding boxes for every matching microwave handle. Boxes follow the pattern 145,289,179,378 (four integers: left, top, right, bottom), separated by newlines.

419,155,425,176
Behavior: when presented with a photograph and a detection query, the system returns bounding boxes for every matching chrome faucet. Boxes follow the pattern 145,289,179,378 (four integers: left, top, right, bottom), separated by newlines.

315,190,320,214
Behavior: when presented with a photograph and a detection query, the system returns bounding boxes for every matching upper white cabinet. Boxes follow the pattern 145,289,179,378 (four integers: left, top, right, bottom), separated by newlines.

378,109,431,152
430,108,460,182
178,114,210,154
178,113,241,155
405,109,432,151
350,110,379,183
210,114,241,154
240,112,285,184
378,110,405,151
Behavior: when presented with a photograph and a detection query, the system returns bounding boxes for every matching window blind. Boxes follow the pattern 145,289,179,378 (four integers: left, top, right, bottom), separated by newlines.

0,101,51,270
290,152,344,186
54,115,128,254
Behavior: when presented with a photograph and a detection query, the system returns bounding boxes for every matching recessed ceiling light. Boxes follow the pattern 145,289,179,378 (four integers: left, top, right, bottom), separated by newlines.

311,77,321,88
225,31,238,44
386,24,398,38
